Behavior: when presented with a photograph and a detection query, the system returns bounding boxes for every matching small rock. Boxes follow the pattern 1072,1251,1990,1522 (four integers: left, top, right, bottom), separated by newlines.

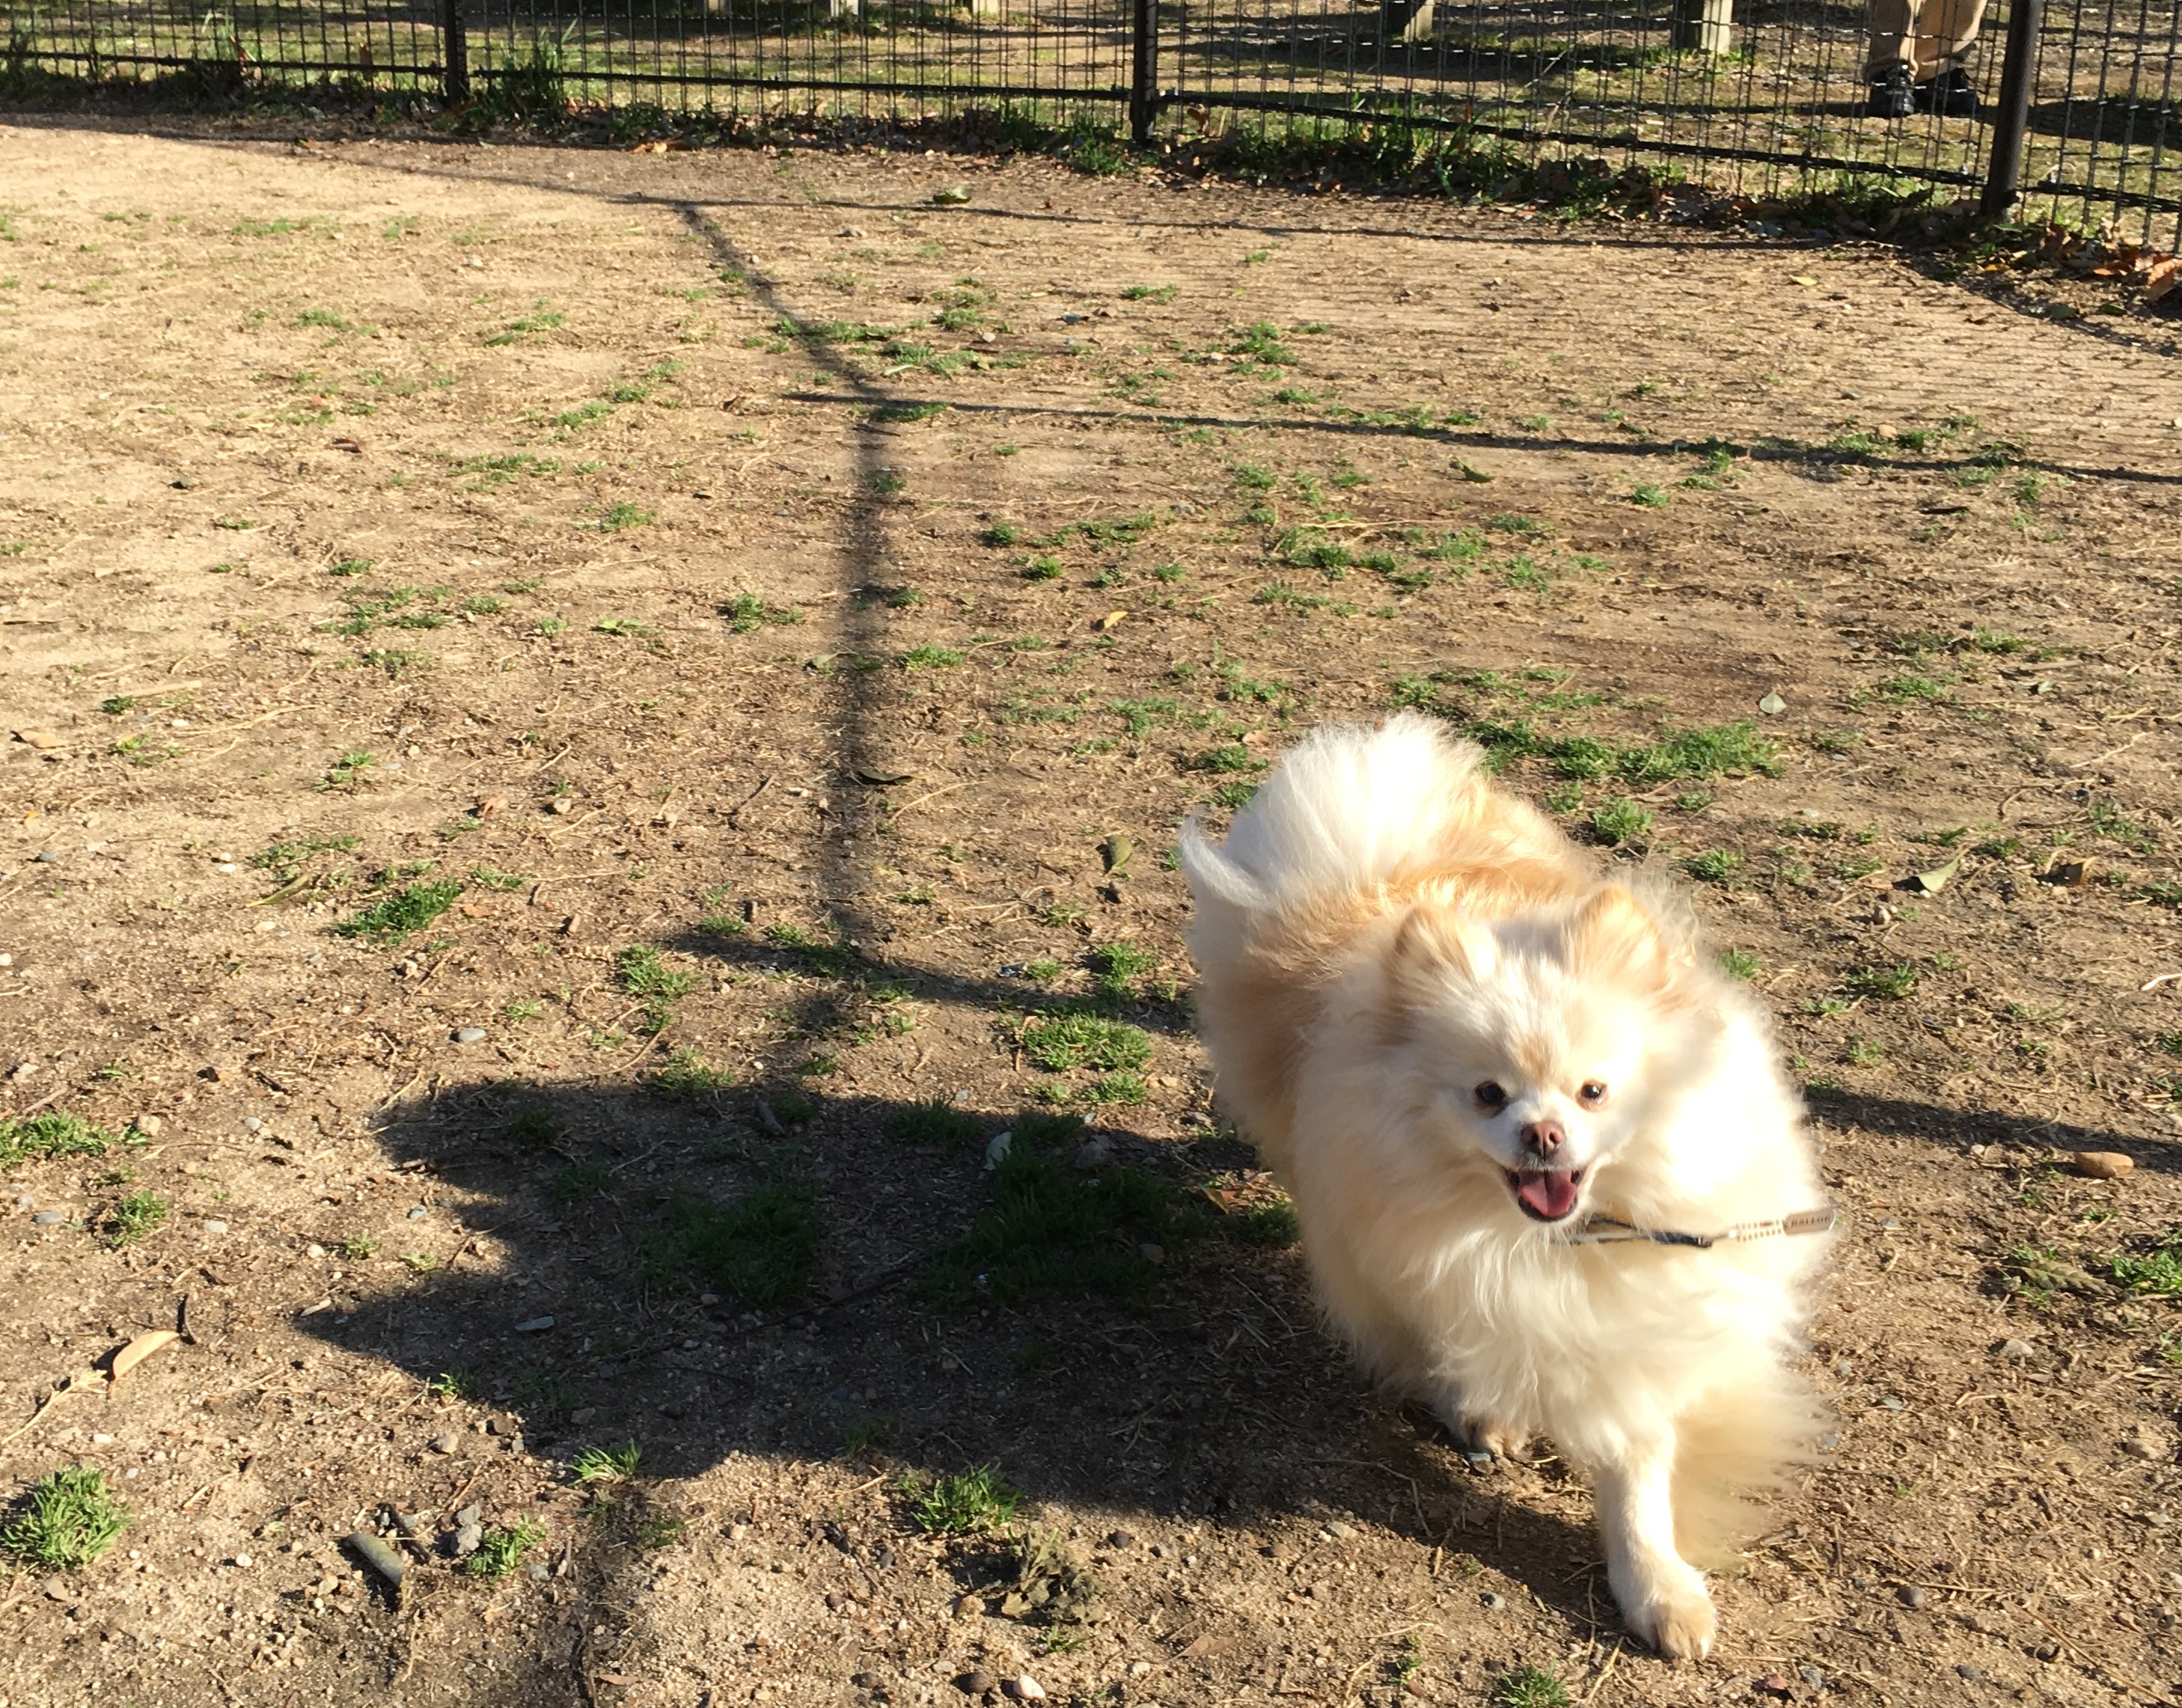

1955,1665,1987,1682
931,185,972,205
1107,1530,1136,1549
2072,1151,2133,1180
1898,1585,1927,1609
242,1116,263,1133
2032,1641,2059,1662
873,1546,895,1568
407,1205,430,1219
1480,1591,1506,1610
953,1594,984,1620
1126,1662,1154,1677
1326,1521,1356,1539
307,1243,326,1258
454,1503,482,1528
512,1315,555,1334
1758,692,1786,717
526,1561,550,1581
486,1413,520,1436
455,1026,487,1044
33,1211,64,1226
430,1431,461,1454
89,1433,113,1445
1138,1242,1166,1265
203,1219,228,1234
9,1060,40,1081
1798,1667,1827,1689
132,1114,164,1137
549,797,575,815
1008,1677,1047,1702
1753,1677,1793,1701
1075,1137,1116,1170
453,1523,483,1558
569,1407,597,1425
1996,1338,2036,1360
956,1671,996,1697
233,1553,253,1569
43,1576,76,1603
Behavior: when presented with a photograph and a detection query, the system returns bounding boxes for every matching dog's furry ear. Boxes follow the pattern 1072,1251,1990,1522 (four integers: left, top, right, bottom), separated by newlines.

1390,903,1498,995
1560,886,1674,992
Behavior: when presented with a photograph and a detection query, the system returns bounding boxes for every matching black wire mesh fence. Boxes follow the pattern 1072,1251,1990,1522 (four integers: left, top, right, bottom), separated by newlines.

2,0,2175,242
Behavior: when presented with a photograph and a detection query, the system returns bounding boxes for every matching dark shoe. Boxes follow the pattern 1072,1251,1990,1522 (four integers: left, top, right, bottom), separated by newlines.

1916,65,1978,117
1867,64,1915,120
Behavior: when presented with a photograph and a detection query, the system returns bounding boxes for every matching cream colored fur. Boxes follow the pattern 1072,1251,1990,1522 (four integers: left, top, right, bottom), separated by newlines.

1181,712,1829,1660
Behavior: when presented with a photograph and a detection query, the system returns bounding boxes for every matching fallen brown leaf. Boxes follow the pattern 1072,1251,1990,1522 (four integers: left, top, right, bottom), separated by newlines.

110,1329,181,1382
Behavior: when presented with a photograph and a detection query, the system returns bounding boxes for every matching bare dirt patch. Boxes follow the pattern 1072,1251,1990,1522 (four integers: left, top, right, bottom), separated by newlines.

1,117,2181,1708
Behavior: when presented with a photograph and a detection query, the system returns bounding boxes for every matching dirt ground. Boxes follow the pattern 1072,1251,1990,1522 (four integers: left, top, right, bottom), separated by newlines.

2,112,2181,1708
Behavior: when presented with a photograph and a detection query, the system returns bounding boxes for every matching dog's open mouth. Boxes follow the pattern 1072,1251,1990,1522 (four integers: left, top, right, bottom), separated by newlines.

1507,1167,1584,1222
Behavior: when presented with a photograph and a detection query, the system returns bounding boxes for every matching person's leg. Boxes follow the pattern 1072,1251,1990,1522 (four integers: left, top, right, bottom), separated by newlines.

1864,0,1917,82
1919,0,1990,76
1912,0,1990,112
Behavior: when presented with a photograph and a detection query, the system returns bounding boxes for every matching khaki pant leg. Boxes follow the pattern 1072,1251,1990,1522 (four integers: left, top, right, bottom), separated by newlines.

1865,0,1918,79
1913,0,1990,76
1868,0,1991,80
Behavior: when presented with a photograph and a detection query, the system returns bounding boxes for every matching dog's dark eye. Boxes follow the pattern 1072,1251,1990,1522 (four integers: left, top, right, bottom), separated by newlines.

1579,1080,1609,1105
1473,1081,1508,1110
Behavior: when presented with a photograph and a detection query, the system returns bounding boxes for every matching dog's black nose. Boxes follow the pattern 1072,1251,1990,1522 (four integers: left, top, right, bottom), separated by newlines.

1521,1119,1565,1157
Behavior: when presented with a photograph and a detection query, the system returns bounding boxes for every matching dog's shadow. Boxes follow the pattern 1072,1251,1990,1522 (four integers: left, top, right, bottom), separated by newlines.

273,1064,1618,1697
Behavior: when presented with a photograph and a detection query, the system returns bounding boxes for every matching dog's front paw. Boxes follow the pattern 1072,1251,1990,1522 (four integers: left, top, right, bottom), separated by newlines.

1617,1561,1716,1661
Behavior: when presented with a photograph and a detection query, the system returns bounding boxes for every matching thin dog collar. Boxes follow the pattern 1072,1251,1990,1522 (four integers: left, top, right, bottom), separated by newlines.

1562,1206,1838,1249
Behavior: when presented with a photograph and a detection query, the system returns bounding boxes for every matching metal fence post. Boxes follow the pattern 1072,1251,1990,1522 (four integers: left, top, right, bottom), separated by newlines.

1130,0,1157,147
442,0,470,105
1980,0,2044,218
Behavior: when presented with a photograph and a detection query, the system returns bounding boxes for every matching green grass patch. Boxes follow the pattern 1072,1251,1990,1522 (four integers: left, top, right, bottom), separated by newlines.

893,1098,985,1148
1848,964,1919,1000
1494,1668,1571,1708
1021,1014,1152,1073
465,1521,547,1579
910,1466,1022,1534
902,646,966,670
1589,798,1651,846
0,1112,122,1169
629,1182,822,1308
1,1468,129,1570
921,1131,1208,1308
573,1442,643,1485
334,878,462,943
2108,1233,2182,1295
109,1191,168,1247
649,1045,736,1099
617,944,695,1033
725,593,804,632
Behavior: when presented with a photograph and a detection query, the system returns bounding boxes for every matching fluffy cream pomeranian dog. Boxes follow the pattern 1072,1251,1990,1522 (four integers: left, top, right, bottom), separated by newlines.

1180,712,1830,1659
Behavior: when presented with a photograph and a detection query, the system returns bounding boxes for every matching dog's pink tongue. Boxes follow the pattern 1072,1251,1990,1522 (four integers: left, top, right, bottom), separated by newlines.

1515,1169,1580,1220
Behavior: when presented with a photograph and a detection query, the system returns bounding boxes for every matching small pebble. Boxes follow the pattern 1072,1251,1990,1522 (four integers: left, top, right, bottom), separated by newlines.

1878,1395,1904,1411
1997,1338,2036,1360
203,1219,228,1234
90,1433,112,1445
1009,1677,1047,1702
430,1431,460,1454
1107,1530,1135,1549
958,1671,996,1697
1898,1585,1927,1609
1128,1662,1153,1677
953,1594,984,1620
513,1315,555,1334
454,1504,482,1528
242,1116,263,1133
406,1206,430,1220
452,1524,483,1558
1753,1677,1792,1701
132,1114,164,1137
1480,1591,1506,1610
1326,1520,1355,1539
455,1026,487,1044
233,1553,253,1569
33,1211,64,1226
1138,1242,1166,1265
43,1577,73,1603
1150,1543,1169,1559
1798,1668,1827,1689
1955,1665,1987,1683
525,1561,550,1581
2072,1150,2133,1179
569,1407,597,1425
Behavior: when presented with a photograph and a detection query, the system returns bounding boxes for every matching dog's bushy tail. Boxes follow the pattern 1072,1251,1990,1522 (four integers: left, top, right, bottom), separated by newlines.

1179,711,1489,921
1672,1368,1830,1567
